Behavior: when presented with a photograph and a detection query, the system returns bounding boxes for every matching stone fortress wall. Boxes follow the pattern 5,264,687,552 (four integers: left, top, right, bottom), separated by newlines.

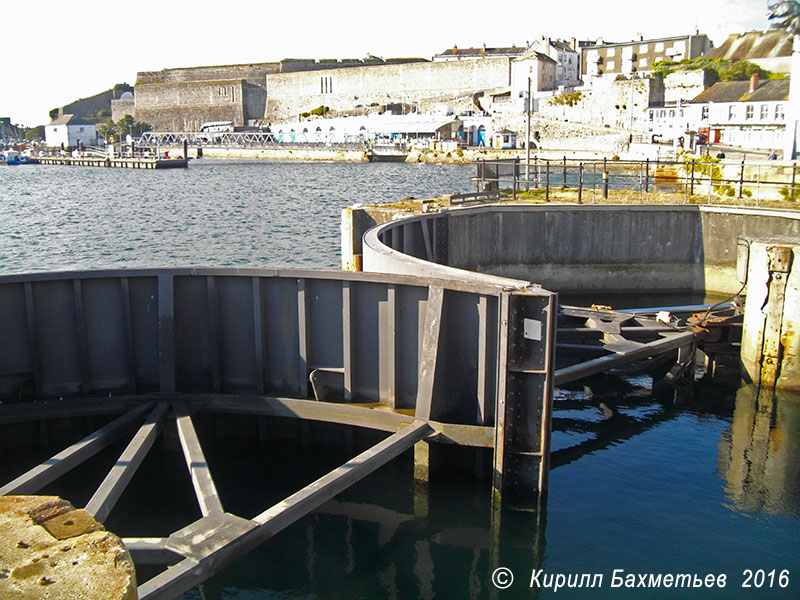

265,58,513,122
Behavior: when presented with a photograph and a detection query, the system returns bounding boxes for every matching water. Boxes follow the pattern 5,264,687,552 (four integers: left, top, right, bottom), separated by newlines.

0,159,473,274
1,160,798,599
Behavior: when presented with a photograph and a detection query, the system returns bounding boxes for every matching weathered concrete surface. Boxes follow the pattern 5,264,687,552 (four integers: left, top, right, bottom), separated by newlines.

166,146,369,162
351,203,800,296
741,241,800,389
0,496,137,599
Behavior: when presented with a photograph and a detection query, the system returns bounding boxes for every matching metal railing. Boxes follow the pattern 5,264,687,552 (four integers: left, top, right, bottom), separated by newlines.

474,157,799,205
138,131,369,151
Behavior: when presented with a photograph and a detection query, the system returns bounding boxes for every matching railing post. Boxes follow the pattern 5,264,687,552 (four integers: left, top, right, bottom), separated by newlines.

645,158,650,192
513,158,518,201
738,159,745,199
577,162,583,204
792,161,797,200
545,160,550,202
562,156,567,189
690,160,695,196
602,157,609,199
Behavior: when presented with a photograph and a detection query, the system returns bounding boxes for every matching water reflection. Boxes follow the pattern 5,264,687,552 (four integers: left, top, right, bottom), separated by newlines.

719,384,800,517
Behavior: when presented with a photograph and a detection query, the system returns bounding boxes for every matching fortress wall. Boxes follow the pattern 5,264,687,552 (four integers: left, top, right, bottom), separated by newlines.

265,58,511,121
134,80,246,131
137,63,280,86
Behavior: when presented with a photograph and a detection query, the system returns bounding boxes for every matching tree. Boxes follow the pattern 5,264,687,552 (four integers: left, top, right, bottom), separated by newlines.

25,125,45,141
768,1,800,34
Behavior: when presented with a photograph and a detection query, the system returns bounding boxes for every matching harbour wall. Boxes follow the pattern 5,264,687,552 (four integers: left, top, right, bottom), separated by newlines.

350,204,800,295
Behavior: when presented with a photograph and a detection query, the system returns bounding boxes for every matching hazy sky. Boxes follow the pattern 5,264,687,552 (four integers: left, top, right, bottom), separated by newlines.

3,0,776,127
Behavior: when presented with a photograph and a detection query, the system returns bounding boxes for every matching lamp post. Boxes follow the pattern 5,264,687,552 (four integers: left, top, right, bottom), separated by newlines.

526,77,531,191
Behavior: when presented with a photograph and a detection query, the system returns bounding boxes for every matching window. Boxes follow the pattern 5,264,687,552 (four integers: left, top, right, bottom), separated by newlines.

746,105,754,120
655,42,664,52
776,104,784,120
728,106,736,120
218,87,228,96
606,60,615,70
669,110,675,118
701,106,709,120
760,104,769,119
606,48,616,57
640,44,648,53
649,110,654,120
320,76,333,94
639,58,648,68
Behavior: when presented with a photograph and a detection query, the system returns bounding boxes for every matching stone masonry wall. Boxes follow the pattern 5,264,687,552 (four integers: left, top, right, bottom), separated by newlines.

265,58,512,121
134,80,246,131
536,78,655,134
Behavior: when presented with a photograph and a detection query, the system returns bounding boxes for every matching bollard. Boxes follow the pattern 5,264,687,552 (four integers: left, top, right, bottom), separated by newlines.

740,241,799,390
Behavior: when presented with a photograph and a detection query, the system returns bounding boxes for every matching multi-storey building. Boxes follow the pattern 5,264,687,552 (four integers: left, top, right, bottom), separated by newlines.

528,37,581,88
581,34,713,80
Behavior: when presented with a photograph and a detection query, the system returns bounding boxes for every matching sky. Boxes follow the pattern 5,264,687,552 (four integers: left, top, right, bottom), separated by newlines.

3,0,777,127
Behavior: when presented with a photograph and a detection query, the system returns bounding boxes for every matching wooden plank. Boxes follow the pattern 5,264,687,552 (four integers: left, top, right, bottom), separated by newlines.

158,275,175,393
342,281,353,401
0,404,152,496
384,285,397,408
173,400,224,517
85,402,170,523
414,287,444,421
137,421,433,600
477,296,489,425
492,292,511,502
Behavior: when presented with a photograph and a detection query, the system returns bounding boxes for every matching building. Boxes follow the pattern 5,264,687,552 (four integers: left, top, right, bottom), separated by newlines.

582,34,713,80
703,29,795,75
44,115,97,148
528,37,581,87
688,75,790,149
432,44,527,61
266,50,557,122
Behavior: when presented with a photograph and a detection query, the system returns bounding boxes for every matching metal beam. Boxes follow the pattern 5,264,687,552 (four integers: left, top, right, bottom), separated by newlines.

0,403,152,496
137,420,432,600
553,330,701,386
85,402,170,523
415,287,444,421
123,538,182,565
173,400,224,517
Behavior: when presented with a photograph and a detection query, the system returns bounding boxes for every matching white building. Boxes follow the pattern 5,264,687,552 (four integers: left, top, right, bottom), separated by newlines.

528,37,581,88
44,115,97,149
688,75,790,150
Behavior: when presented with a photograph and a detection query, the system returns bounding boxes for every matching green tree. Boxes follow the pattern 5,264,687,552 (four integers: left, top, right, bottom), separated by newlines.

25,125,45,141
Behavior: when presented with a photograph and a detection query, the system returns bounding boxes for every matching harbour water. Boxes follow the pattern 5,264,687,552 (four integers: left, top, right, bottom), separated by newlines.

1,160,798,599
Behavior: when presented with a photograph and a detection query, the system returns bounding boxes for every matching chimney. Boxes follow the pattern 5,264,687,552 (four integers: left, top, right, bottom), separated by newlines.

749,72,759,94
546,37,551,48
571,37,577,51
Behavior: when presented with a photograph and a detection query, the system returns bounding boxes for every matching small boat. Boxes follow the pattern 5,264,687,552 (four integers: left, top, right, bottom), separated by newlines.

1,150,30,165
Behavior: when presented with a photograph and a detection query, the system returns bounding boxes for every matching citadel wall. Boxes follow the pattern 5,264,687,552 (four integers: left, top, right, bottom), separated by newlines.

265,58,512,121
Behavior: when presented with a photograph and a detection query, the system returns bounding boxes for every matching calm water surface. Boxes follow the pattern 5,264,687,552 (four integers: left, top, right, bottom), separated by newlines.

0,160,798,599
0,159,473,273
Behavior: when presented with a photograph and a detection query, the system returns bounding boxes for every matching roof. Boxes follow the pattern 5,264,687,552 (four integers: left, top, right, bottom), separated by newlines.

702,29,794,60
584,33,707,50
47,114,95,126
515,49,558,63
434,45,526,59
689,78,790,103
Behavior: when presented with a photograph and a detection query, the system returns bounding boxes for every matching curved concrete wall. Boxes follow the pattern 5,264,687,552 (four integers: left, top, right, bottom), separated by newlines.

361,204,800,295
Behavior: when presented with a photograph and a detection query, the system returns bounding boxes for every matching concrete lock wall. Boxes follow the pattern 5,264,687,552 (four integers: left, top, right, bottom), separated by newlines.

741,241,800,390
356,204,800,296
